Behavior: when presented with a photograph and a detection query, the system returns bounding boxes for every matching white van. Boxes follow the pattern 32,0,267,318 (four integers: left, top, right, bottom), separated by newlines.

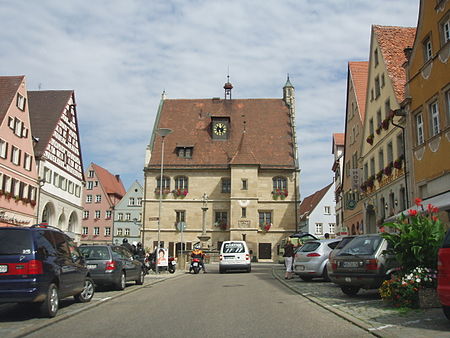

219,241,251,273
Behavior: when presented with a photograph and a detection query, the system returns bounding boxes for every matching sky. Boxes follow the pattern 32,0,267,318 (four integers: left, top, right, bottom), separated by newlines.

0,0,419,198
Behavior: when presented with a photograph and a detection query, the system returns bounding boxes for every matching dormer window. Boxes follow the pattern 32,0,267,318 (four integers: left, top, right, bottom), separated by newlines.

177,146,193,158
211,117,230,140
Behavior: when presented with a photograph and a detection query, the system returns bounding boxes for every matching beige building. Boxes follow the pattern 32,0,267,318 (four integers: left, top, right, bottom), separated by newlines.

360,26,416,234
142,78,300,260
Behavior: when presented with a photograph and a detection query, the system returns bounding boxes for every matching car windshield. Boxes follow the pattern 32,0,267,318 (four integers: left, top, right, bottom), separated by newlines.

79,246,110,260
335,237,355,250
223,242,245,253
0,229,33,255
298,242,320,252
338,236,382,256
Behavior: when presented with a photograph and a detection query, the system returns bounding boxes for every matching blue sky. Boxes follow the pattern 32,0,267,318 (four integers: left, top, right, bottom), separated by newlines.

0,0,419,197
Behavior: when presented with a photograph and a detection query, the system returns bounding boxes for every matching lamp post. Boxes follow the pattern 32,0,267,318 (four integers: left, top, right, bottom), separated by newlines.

156,128,172,273
198,193,210,249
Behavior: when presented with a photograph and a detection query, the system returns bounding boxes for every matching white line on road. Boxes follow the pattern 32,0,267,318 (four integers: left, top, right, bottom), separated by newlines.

368,324,395,331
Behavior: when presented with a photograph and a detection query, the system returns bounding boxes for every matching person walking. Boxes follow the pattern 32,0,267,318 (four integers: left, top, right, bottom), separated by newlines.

283,238,295,279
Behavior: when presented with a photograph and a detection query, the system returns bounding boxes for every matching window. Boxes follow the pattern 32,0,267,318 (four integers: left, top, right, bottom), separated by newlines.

242,179,248,190
273,177,287,191
387,142,393,164
94,227,100,236
315,223,323,235
88,170,94,178
16,93,26,111
8,116,14,129
329,223,336,234
126,213,131,221
369,118,374,135
137,197,142,206
429,101,440,136
14,119,22,137
117,228,123,236
83,211,89,219
376,109,382,127
129,197,135,206
86,195,92,203
95,194,101,203
416,113,424,145
82,227,88,235
381,73,385,88
176,147,193,158
442,17,450,44
385,99,391,119
423,37,432,62
60,177,67,191
87,181,93,190
176,210,185,223
374,76,381,98
156,176,170,189
118,213,123,221
125,228,130,237
105,210,112,219
241,208,247,218
324,206,331,215
378,149,384,170
0,139,8,159
370,157,375,176
397,133,404,157
175,176,188,190
374,48,379,66
11,146,20,165
105,227,111,236
221,178,231,193
215,211,228,227
364,163,369,181
259,211,272,226
95,210,101,219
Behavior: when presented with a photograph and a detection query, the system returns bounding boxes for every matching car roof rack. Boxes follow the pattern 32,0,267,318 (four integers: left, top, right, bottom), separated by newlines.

30,223,65,234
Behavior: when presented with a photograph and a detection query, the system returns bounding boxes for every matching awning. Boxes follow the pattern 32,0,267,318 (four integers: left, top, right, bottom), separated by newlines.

385,190,450,222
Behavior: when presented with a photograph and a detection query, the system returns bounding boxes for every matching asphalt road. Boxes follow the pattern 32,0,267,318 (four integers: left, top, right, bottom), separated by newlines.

23,264,372,338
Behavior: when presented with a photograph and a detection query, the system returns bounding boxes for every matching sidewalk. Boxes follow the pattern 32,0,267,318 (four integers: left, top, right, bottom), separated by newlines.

272,266,450,337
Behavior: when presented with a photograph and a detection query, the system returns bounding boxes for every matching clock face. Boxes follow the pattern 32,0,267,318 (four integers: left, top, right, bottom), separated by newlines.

213,122,227,136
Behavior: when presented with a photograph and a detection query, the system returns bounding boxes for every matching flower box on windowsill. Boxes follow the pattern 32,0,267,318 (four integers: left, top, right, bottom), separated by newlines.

155,189,171,195
261,223,272,232
272,189,288,199
172,189,188,197
30,200,36,206
366,134,374,145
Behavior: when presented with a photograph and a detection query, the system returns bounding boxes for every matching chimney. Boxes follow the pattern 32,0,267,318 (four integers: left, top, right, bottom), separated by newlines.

403,47,413,62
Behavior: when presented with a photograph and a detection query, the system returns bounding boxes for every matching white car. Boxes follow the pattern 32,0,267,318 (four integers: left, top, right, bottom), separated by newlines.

219,241,251,273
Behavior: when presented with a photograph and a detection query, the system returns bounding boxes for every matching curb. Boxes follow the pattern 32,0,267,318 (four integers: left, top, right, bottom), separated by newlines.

11,272,187,338
272,267,382,338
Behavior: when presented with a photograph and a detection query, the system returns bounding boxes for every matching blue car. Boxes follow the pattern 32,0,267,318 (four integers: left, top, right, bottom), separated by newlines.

0,224,94,317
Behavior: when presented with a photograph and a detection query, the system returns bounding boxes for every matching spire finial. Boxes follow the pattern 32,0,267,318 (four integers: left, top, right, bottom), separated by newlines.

224,71,233,100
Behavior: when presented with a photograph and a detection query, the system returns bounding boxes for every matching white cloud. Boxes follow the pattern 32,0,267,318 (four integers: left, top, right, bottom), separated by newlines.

0,0,419,195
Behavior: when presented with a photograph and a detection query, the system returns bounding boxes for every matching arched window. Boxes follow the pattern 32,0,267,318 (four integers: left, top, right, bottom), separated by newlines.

272,177,287,190
156,176,170,190
175,176,188,190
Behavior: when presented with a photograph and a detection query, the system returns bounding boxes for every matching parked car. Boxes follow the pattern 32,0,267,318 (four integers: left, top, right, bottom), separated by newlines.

278,232,318,263
329,234,399,296
293,239,341,281
326,235,356,277
438,230,450,320
219,241,251,273
0,224,94,317
78,245,144,290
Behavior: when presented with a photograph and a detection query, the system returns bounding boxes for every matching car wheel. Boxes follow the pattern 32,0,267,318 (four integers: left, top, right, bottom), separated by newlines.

74,278,95,303
115,271,126,290
300,276,313,282
341,286,360,296
443,306,450,320
219,267,225,274
247,266,251,273
322,266,330,282
135,269,144,285
40,283,59,318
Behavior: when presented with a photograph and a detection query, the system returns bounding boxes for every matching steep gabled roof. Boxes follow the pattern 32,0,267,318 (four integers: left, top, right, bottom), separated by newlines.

373,25,416,103
348,61,369,122
333,133,345,147
28,90,73,157
148,98,295,169
92,163,126,197
0,76,24,123
299,183,333,221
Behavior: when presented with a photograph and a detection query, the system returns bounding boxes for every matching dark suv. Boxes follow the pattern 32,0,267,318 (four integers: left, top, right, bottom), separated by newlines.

0,225,94,317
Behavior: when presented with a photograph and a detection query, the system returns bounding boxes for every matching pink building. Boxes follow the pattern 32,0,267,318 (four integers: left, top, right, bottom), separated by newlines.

0,76,39,226
81,163,125,243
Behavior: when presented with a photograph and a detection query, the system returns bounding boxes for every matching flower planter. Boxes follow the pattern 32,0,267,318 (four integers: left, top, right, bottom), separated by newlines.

418,288,441,309
366,135,374,145
382,119,390,130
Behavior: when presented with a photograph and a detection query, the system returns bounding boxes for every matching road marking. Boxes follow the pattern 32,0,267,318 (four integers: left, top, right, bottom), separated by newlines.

332,299,380,306
368,324,394,331
92,297,112,301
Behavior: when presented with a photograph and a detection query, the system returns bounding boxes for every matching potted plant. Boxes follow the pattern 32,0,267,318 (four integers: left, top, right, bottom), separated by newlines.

376,124,382,135
393,155,404,169
376,170,384,182
262,223,271,232
382,118,390,130
367,175,375,188
30,200,36,206
366,134,374,145
384,162,393,176
360,182,367,192
173,188,188,197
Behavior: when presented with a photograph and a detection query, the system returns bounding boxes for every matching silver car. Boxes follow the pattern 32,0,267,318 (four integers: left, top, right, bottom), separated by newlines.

293,239,341,281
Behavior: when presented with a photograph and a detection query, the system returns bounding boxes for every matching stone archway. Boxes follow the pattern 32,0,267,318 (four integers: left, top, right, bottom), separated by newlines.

58,213,66,231
41,202,56,225
68,212,78,233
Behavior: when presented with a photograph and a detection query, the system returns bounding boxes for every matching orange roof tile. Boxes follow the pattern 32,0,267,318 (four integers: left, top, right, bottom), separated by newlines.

333,133,345,147
91,163,126,197
348,61,369,122
373,25,416,103
0,76,24,124
299,183,333,220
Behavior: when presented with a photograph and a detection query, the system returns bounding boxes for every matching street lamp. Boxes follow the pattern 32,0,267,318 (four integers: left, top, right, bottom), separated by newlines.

156,128,172,273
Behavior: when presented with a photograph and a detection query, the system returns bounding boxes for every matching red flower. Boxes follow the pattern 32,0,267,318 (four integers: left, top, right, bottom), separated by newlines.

379,226,385,233
432,206,439,213
432,216,438,222
414,198,423,206
408,209,418,217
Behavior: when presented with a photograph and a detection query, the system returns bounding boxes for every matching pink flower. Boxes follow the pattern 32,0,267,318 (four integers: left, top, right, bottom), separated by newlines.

415,198,423,206
408,209,418,217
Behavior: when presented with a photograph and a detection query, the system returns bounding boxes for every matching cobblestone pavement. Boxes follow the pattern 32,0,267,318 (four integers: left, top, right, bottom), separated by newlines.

0,271,185,338
273,266,450,337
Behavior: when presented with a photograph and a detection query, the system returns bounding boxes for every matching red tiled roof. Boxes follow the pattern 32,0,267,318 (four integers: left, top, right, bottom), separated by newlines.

91,163,126,197
373,25,416,103
148,98,295,169
333,133,345,147
348,61,369,122
299,183,333,220
0,76,24,124
28,91,73,157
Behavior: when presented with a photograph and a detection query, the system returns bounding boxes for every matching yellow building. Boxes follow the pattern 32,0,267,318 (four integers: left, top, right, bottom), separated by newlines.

360,26,416,234
142,78,300,261
403,0,450,222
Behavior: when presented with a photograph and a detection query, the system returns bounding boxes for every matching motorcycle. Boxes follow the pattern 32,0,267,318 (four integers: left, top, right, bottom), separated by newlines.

168,257,176,274
145,253,176,273
190,258,201,274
